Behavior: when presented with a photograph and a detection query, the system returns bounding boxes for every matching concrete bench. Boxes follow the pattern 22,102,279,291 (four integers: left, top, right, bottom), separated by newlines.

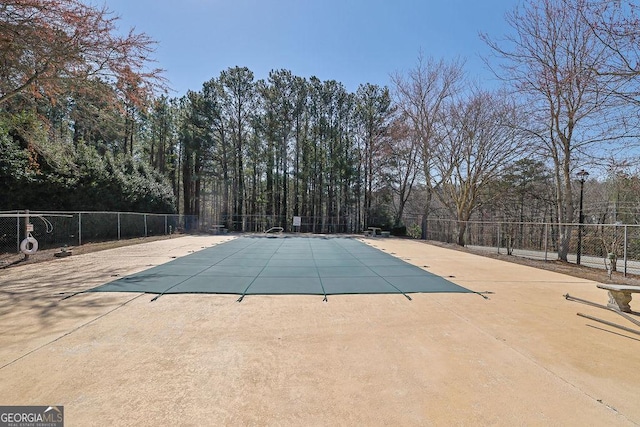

367,227,381,236
596,284,640,313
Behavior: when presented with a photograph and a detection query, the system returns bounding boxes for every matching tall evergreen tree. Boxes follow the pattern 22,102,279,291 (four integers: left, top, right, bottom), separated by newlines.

219,67,255,231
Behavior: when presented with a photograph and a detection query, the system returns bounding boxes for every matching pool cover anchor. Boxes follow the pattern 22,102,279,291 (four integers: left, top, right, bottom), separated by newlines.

474,291,493,300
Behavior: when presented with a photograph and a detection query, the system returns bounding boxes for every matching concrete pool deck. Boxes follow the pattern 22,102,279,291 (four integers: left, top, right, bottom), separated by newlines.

0,235,638,426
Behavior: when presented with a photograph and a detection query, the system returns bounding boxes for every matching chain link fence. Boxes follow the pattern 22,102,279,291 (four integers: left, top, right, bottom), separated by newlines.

413,216,640,277
8,209,638,277
200,214,364,234
0,210,396,261
0,211,196,261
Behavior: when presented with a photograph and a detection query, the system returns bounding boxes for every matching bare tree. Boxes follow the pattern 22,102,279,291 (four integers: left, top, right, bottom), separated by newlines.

586,2,640,94
382,115,422,226
482,0,622,260
433,89,527,246
391,54,465,238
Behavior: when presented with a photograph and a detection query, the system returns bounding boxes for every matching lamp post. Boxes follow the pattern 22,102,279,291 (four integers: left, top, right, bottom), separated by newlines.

576,169,589,265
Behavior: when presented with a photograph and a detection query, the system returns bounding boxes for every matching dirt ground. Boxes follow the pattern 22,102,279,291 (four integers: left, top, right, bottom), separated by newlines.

0,234,639,426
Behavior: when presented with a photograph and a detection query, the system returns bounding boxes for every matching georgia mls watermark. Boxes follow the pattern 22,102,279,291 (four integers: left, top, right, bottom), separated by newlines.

0,406,63,427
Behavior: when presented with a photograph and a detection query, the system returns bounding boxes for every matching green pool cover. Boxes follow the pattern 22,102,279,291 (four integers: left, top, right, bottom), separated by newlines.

87,235,472,300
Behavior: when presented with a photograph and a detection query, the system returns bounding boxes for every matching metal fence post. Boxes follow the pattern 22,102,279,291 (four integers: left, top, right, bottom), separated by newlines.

544,223,548,261
23,209,30,260
497,222,501,254
16,213,20,252
144,214,148,237
78,212,82,246
624,225,628,277
117,212,121,240
165,215,168,235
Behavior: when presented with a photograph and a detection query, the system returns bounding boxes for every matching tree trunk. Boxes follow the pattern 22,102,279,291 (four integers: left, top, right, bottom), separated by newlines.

182,146,193,229
456,220,467,246
282,136,288,231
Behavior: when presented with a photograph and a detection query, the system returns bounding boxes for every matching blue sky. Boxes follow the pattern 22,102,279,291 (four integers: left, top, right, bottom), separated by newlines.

101,0,521,97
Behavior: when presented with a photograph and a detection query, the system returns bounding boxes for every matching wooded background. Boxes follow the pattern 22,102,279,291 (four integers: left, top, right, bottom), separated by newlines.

2,0,640,259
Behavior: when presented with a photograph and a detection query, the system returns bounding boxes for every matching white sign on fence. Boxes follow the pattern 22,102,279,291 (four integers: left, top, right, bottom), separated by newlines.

292,216,301,227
